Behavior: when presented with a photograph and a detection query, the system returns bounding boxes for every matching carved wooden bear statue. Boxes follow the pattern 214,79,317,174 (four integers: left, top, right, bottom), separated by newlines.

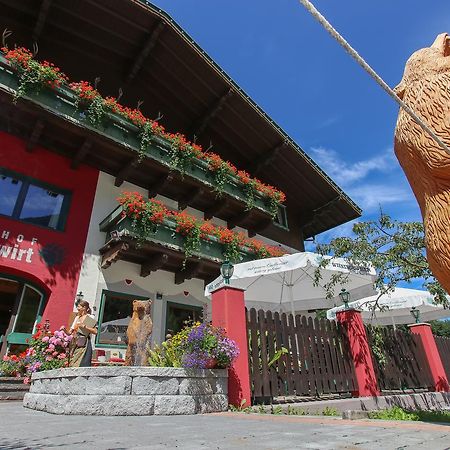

125,300,153,366
394,33,450,296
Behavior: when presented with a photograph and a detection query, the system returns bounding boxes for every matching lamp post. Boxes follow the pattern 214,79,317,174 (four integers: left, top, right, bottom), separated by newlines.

220,261,234,285
339,288,350,309
75,291,84,306
410,307,420,324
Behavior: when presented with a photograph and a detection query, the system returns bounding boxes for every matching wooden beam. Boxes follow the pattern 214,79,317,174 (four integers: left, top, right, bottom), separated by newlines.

140,253,169,277
248,217,272,238
100,241,129,269
249,141,287,176
175,261,202,285
178,187,204,211
25,119,45,152
71,139,92,169
298,195,342,229
33,0,53,41
115,155,141,187
124,21,165,86
204,199,229,221
148,173,173,198
189,88,233,137
227,210,252,230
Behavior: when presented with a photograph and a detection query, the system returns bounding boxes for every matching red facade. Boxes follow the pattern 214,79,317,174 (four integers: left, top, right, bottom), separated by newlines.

0,132,98,328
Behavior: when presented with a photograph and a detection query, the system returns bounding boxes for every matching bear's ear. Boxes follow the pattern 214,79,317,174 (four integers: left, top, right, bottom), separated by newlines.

431,33,450,56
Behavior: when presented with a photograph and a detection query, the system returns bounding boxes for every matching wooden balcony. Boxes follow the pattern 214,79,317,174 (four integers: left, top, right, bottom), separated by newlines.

99,207,258,284
0,55,281,236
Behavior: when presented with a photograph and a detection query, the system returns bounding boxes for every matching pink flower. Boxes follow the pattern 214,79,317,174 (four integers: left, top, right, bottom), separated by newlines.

45,356,53,362
54,338,62,346
48,344,55,351
52,351,59,357
58,353,66,359
23,377,30,385
42,336,49,343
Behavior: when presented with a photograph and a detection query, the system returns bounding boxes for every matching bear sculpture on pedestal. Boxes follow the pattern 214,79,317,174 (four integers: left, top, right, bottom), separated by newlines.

125,300,153,366
394,33,450,296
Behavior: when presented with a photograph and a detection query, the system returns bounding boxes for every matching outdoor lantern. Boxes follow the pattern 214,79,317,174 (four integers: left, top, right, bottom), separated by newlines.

339,288,350,309
221,261,234,285
410,307,421,323
75,291,84,306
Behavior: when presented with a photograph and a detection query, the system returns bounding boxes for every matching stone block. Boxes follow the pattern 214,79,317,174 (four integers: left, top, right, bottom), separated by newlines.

24,393,155,416
132,376,179,395
179,378,214,395
209,377,228,395
154,395,196,415
195,394,228,413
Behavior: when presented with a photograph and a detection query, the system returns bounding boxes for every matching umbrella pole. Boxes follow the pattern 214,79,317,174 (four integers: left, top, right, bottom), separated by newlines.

288,285,295,318
391,315,396,330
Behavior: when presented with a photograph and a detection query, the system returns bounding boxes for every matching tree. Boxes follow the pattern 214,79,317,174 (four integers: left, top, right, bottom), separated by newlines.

314,213,449,308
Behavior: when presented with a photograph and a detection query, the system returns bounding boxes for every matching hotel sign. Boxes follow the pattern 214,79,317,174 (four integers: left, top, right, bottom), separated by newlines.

0,230,38,264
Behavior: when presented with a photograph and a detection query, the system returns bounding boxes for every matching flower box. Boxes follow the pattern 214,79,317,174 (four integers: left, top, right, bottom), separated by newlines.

99,206,258,264
0,53,284,220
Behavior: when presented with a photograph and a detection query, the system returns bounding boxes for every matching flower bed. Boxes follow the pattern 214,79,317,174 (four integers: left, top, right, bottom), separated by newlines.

0,323,71,384
114,192,286,263
148,322,239,369
0,46,286,217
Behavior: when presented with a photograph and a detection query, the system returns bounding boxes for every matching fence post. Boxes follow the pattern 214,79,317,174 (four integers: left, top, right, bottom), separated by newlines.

211,286,251,407
409,323,450,392
336,309,380,397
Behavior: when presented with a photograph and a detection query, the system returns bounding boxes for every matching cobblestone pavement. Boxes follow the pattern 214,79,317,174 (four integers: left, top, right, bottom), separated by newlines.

1,402,450,450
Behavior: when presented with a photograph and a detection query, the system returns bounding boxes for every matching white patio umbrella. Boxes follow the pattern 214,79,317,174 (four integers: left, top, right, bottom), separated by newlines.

326,287,450,326
205,252,377,315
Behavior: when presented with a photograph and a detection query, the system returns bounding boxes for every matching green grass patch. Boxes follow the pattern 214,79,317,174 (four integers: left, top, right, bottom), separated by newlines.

368,406,450,423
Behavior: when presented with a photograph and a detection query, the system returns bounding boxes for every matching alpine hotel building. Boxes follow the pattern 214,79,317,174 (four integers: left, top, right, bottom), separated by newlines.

0,1,360,358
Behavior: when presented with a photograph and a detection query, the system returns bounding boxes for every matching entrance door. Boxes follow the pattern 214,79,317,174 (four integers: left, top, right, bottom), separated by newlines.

0,276,45,356
0,278,21,355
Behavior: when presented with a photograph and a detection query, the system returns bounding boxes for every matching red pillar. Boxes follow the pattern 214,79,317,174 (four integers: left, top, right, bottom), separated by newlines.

409,323,449,392
336,309,380,397
211,286,251,407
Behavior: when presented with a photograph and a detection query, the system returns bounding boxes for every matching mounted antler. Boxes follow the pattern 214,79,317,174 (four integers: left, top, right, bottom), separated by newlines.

136,99,144,110
94,76,101,89
117,87,123,102
2,29,12,48
153,112,163,122
32,42,39,57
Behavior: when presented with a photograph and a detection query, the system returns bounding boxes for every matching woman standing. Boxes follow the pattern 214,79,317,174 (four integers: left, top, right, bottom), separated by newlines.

68,300,97,367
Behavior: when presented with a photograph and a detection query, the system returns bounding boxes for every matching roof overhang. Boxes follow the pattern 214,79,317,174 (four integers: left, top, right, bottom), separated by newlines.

0,0,361,238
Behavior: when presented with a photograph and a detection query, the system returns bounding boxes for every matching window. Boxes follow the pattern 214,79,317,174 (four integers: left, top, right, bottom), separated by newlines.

274,205,288,229
165,302,203,337
97,291,149,347
0,168,70,231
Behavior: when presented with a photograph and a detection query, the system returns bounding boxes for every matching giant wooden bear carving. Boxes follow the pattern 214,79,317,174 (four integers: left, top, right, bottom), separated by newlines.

394,33,450,294
125,300,153,366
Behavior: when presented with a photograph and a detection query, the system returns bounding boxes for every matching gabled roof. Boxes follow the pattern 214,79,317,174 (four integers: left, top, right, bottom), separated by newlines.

0,0,361,240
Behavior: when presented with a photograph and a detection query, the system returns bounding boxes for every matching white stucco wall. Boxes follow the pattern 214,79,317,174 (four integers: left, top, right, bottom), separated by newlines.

76,171,209,349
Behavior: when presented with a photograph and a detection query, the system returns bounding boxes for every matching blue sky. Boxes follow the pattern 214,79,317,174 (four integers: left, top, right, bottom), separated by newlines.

152,0,449,243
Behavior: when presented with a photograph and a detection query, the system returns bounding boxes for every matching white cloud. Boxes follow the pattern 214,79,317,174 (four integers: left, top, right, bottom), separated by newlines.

310,146,397,187
347,183,414,213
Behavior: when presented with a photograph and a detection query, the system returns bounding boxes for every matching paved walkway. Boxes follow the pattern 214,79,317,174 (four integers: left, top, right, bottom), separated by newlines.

1,402,450,450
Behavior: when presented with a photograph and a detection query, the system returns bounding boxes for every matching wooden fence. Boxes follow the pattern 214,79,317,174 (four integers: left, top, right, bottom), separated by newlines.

246,309,356,401
366,326,433,392
434,335,450,382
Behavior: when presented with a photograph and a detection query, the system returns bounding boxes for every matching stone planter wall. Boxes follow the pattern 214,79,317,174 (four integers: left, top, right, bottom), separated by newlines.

23,366,228,416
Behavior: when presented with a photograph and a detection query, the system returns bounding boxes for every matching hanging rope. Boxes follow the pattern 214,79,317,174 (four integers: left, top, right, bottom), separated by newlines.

298,0,450,156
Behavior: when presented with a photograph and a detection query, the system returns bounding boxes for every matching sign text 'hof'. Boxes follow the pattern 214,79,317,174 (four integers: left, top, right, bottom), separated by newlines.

0,230,37,263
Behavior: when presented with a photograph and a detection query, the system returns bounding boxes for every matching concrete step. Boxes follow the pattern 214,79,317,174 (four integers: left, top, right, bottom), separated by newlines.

0,392,26,401
0,384,30,391
0,377,27,385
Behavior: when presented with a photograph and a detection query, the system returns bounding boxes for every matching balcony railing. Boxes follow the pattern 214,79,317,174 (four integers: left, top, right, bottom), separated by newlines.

99,207,262,282
0,54,283,222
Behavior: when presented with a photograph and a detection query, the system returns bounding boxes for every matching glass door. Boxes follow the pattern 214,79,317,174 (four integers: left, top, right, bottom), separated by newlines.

0,275,45,355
